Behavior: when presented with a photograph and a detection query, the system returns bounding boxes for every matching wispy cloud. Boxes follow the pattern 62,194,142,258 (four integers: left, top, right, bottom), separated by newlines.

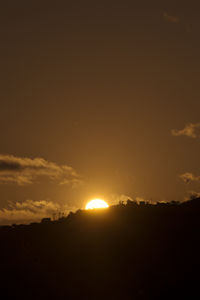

0,154,82,186
0,199,71,225
110,194,133,205
172,123,200,138
180,172,200,184
163,12,180,24
60,178,85,189
184,191,200,201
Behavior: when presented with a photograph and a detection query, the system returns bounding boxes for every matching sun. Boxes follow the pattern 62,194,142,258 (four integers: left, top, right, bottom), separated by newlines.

85,199,109,210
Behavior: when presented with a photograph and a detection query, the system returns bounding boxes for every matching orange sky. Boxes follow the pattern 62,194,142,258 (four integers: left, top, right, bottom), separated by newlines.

0,0,200,224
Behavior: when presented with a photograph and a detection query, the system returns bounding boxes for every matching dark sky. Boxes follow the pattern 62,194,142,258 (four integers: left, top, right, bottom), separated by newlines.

1,0,200,224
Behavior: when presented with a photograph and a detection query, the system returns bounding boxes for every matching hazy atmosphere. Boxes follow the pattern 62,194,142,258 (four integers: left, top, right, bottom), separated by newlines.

1,0,200,224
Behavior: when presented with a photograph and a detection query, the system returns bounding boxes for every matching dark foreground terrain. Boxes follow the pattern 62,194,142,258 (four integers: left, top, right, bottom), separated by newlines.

0,198,200,299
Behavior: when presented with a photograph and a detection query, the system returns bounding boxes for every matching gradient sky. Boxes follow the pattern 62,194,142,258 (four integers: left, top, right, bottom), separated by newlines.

1,0,200,224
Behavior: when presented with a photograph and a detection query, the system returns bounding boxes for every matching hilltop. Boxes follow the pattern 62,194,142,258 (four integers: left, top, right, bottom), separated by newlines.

0,198,200,299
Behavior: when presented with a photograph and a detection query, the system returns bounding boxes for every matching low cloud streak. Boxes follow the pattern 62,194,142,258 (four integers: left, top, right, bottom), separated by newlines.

0,199,72,225
0,154,82,186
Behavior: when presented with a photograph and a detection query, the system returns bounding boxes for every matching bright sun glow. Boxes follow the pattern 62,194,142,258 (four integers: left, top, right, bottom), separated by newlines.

85,199,109,210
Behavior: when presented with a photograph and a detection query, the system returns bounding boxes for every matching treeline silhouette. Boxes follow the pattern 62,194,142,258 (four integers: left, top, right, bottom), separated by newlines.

0,198,200,299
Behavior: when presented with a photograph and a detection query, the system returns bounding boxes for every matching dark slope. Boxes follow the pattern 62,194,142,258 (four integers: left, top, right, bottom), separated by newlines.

0,199,200,299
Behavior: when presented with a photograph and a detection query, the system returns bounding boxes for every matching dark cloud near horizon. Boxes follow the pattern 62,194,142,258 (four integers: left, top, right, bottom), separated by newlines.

0,155,82,186
0,199,73,225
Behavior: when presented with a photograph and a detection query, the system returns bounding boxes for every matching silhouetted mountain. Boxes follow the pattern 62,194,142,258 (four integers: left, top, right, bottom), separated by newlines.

0,198,200,299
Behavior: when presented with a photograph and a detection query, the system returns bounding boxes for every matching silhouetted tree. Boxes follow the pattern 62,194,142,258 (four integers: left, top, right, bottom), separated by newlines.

0,198,199,300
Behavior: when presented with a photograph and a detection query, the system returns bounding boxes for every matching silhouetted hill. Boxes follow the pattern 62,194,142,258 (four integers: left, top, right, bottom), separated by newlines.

0,199,200,299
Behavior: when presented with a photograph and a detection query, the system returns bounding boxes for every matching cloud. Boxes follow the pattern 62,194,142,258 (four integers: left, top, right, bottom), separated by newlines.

0,199,71,225
172,123,200,138
60,178,85,189
0,154,82,186
163,12,180,24
180,172,200,184
184,191,200,201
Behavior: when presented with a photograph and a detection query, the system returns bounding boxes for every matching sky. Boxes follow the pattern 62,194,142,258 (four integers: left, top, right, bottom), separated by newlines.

1,0,200,224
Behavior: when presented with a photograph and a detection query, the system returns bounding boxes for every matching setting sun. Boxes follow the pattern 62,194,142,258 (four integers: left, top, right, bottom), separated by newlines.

85,199,109,210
